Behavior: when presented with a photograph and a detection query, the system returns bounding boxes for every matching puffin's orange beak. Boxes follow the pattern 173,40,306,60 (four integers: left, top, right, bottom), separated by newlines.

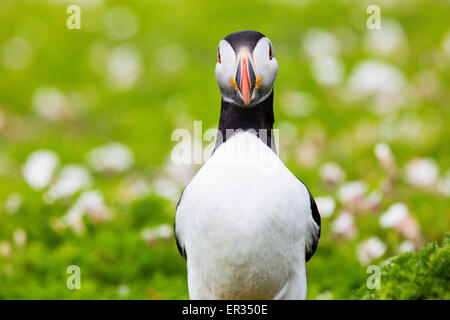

232,49,257,105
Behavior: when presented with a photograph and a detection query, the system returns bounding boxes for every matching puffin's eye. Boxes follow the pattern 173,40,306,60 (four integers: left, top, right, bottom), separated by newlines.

269,45,273,60
218,47,221,63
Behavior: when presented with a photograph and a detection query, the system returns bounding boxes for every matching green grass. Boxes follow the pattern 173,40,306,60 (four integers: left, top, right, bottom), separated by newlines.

0,0,449,299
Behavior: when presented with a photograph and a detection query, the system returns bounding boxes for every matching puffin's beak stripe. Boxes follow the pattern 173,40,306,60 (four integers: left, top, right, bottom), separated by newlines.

248,60,256,88
235,60,242,90
234,51,256,105
240,58,251,105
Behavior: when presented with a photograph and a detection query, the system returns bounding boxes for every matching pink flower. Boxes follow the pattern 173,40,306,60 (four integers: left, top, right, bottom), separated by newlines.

141,224,173,245
379,203,421,240
362,190,383,211
404,158,439,188
319,162,346,187
379,203,409,228
332,211,356,238
296,140,320,168
337,181,367,205
64,190,112,233
0,241,12,259
396,216,421,241
357,237,387,265
374,142,397,179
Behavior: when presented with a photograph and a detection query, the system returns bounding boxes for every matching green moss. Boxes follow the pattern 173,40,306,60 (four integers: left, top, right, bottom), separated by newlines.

353,234,450,300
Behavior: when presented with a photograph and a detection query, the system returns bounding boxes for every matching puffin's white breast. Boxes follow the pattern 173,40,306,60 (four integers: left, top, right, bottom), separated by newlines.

176,132,311,299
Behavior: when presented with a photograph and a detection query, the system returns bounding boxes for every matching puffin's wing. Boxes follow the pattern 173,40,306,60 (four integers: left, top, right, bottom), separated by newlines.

304,188,321,262
174,188,187,260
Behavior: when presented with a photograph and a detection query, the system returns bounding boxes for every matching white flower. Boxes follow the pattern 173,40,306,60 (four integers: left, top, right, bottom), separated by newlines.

5,193,22,214
117,284,130,297
22,150,59,190
87,142,134,174
302,29,339,59
365,19,405,56
107,45,142,90
44,164,93,202
155,224,173,240
315,196,336,218
348,60,406,98
319,162,346,187
404,158,439,187
337,181,367,204
311,56,345,86
357,237,386,265
32,87,74,122
301,28,344,87
13,229,27,247
379,202,409,228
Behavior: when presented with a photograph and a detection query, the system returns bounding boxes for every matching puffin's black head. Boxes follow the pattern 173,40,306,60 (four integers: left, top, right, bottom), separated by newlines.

215,30,278,107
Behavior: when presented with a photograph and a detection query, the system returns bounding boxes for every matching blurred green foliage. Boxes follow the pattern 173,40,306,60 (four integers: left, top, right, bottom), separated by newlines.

0,0,449,299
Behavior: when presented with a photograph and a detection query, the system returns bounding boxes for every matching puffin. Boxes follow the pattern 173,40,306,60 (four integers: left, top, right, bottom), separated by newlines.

174,30,321,300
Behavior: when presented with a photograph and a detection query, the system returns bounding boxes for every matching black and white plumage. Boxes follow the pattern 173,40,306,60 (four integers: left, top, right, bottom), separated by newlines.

175,31,320,300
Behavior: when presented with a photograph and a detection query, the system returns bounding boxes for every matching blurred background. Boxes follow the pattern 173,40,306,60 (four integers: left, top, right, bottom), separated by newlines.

0,0,449,299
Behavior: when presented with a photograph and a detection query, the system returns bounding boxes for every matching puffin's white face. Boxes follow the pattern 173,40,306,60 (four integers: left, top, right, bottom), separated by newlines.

215,34,278,107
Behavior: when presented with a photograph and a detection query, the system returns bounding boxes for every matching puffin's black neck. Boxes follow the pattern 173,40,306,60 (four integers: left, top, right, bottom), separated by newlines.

214,91,276,152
